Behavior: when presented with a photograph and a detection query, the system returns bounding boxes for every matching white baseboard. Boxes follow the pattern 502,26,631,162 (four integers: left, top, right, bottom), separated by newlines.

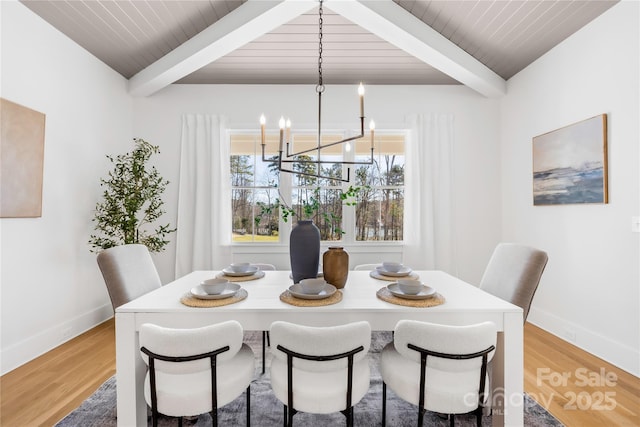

528,307,639,377
1,304,113,375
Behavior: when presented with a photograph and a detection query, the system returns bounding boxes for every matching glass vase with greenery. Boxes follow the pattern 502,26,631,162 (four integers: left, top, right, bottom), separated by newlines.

88,138,176,252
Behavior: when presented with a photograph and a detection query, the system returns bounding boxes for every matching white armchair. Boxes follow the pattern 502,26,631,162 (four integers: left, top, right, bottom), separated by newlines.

139,321,255,426
269,321,371,427
380,320,497,427
352,263,381,271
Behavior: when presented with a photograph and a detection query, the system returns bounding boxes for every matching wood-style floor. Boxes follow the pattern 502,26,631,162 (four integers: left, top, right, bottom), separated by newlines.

1,319,638,426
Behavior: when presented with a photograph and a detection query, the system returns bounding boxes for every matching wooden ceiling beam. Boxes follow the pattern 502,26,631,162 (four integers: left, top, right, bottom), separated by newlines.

128,0,316,97
326,0,507,98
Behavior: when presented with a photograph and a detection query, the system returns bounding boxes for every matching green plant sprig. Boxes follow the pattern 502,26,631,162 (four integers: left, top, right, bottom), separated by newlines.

256,185,369,236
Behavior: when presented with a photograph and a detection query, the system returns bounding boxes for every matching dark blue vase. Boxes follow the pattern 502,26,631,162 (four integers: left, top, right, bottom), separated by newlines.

290,220,320,283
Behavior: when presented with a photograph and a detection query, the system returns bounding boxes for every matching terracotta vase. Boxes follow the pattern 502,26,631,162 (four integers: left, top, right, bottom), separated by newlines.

322,246,349,289
289,220,320,284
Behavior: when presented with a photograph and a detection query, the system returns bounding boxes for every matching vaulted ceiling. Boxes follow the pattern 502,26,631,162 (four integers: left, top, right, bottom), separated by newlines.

20,0,618,97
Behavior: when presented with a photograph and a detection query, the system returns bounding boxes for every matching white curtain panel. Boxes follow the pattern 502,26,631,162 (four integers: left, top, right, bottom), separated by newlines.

404,113,455,273
175,114,232,279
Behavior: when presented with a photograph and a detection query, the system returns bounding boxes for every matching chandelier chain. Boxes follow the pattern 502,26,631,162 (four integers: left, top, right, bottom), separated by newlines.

317,0,324,90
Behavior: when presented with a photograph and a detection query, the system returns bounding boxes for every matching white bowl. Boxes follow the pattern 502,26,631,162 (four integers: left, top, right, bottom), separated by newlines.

382,261,403,273
201,278,229,295
397,279,423,295
229,262,251,273
299,278,327,295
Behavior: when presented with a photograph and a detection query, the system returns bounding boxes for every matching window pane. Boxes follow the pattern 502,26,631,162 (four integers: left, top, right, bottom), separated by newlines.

232,188,253,240
291,187,343,241
355,188,404,241
252,188,281,242
230,135,280,242
353,134,405,241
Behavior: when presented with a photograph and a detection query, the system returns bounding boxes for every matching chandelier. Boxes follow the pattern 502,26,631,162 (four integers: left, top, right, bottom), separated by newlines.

259,0,375,183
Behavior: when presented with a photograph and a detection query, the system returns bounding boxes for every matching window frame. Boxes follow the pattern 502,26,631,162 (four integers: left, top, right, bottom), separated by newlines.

228,128,408,247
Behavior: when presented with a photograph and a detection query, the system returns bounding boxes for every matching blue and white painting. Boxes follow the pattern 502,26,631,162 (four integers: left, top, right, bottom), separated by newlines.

533,114,607,205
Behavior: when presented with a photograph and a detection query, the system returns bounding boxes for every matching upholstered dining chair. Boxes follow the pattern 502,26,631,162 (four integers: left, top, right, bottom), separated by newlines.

380,320,497,427
269,321,372,427
252,263,277,271
353,263,380,271
139,321,255,427
479,243,548,322
96,244,162,310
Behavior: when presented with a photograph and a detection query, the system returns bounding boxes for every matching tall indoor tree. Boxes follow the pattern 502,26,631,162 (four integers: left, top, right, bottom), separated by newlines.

89,138,175,252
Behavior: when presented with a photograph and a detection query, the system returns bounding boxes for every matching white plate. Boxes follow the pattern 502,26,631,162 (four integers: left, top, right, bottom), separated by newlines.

387,283,436,300
190,283,241,300
222,266,259,277
288,283,336,300
376,266,413,277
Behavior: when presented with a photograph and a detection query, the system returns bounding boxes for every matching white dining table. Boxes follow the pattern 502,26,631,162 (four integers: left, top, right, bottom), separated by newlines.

115,270,523,426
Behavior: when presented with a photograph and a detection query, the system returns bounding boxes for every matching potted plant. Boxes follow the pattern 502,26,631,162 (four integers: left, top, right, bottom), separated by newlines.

88,138,175,253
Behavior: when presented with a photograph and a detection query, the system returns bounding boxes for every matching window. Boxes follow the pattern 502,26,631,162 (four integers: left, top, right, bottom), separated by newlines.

230,131,405,243
352,134,405,241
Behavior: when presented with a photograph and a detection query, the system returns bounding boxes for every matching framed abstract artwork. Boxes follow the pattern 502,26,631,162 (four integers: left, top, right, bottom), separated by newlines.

532,114,608,205
1,98,46,217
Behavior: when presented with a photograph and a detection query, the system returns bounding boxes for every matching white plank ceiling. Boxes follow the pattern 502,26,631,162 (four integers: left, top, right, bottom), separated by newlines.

20,0,618,97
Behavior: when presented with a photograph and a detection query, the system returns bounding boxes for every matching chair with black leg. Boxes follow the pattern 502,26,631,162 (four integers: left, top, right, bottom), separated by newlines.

480,243,548,323
96,244,162,311
269,321,371,427
380,320,497,427
139,321,254,427
352,263,380,271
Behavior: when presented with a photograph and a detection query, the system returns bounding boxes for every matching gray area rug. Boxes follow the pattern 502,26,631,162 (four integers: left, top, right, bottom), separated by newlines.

56,332,563,426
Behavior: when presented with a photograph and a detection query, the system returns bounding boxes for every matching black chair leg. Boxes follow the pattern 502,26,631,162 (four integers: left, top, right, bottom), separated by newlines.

262,331,267,374
246,385,251,426
382,382,386,427
418,407,424,427
267,331,271,346
475,407,482,427
287,405,294,427
178,417,183,427
450,413,455,427
283,405,287,427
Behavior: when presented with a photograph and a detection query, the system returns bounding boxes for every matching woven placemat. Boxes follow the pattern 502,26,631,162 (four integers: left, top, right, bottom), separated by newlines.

279,290,343,307
369,270,420,281
180,288,248,307
216,270,266,282
376,287,445,308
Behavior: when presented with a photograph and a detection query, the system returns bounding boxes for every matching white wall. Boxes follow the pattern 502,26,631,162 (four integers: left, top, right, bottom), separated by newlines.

0,1,133,374
132,84,502,285
500,1,639,376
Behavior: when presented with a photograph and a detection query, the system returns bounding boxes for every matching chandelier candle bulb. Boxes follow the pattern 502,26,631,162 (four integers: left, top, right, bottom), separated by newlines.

278,116,285,152
260,114,266,146
358,83,365,117
370,120,375,149
286,118,291,144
